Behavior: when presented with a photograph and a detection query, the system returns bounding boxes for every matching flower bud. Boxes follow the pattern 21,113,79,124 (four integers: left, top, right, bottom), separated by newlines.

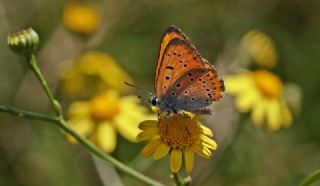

241,30,278,69
7,28,39,55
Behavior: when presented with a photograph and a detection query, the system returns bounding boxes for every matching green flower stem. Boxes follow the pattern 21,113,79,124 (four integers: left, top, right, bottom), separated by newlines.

0,105,59,123
172,172,188,186
299,169,320,186
26,54,62,119
172,172,183,186
0,105,164,186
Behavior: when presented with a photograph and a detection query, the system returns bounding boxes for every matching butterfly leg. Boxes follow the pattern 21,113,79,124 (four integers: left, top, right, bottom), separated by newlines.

192,107,213,115
179,111,192,118
173,108,178,114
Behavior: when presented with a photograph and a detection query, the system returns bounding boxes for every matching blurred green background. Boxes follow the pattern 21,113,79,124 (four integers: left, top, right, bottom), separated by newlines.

0,0,320,185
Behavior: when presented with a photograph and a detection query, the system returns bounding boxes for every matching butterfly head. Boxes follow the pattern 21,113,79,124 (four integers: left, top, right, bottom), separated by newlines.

149,95,159,107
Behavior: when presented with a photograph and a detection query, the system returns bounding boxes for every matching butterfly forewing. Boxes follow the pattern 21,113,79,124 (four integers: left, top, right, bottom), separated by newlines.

155,38,210,98
155,26,188,87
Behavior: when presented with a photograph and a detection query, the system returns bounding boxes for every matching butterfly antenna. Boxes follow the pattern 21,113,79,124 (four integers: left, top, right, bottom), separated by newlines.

124,82,153,96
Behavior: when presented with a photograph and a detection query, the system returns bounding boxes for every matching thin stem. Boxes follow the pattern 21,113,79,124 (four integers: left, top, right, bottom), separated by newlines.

26,54,62,119
57,119,163,186
0,105,59,123
172,172,186,186
299,169,320,186
0,105,164,186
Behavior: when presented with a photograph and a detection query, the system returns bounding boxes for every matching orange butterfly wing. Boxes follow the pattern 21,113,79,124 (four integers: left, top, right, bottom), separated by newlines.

154,26,224,114
155,26,188,88
166,68,224,113
155,38,211,98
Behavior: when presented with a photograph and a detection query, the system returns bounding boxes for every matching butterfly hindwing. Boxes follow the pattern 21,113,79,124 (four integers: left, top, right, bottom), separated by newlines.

162,68,224,114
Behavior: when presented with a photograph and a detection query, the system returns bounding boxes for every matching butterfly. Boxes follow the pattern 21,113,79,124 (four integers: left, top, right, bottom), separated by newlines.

149,26,225,115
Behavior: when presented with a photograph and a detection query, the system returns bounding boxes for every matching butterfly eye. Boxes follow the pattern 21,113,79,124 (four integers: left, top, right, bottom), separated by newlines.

149,96,158,106
151,99,157,106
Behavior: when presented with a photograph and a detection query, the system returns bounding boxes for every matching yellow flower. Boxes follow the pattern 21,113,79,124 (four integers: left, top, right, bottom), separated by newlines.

137,114,217,173
61,52,132,99
67,90,155,153
224,70,292,130
241,30,278,68
63,2,101,34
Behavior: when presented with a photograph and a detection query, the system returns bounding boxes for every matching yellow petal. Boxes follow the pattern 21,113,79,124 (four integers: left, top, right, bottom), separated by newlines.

114,113,143,142
200,135,218,150
200,125,213,137
251,99,266,126
224,74,252,94
235,89,259,113
153,143,170,160
138,120,158,130
68,101,90,117
115,116,141,142
184,149,194,173
266,99,281,130
141,139,162,157
77,52,132,92
114,97,156,142
136,129,159,142
170,149,182,173
96,122,117,153
67,117,94,143
99,62,132,93
192,143,211,159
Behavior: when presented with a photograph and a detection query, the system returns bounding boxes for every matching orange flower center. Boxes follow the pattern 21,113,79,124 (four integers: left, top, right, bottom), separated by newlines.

90,94,120,121
158,115,200,150
252,70,283,98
